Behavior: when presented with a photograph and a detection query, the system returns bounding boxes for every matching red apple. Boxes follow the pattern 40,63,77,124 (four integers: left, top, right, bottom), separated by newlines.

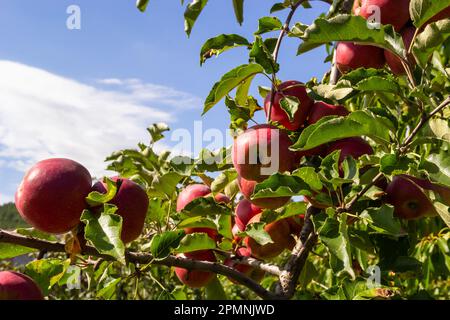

353,0,362,15
264,81,314,131
326,137,374,163
214,193,231,204
235,199,262,231
174,250,216,288
0,271,43,300
176,184,211,212
385,175,437,219
336,42,385,73
359,0,411,31
397,174,450,206
384,26,416,75
243,214,294,260
238,176,291,210
232,124,297,182
15,158,92,234
307,101,350,125
91,177,149,243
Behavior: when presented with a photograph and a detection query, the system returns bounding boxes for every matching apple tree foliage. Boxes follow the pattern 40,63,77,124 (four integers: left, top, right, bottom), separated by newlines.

1,0,450,300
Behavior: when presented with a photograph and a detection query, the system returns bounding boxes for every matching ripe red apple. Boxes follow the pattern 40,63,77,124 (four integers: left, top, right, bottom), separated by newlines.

385,175,437,219
384,26,416,75
214,193,231,204
91,177,149,243
326,137,374,163
263,81,314,131
232,124,297,182
286,214,305,236
243,214,294,260
336,42,385,73
15,158,92,234
235,199,262,231
174,250,216,288
307,101,350,125
238,176,291,209
176,184,212,211
358,0,411,31
0,271,44,300
396,174,450,206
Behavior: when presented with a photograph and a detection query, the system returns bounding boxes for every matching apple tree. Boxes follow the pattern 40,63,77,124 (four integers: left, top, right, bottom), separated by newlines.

0,0,450,300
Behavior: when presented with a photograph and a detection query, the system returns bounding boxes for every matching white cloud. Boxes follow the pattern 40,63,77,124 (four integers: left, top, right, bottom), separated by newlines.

0,60,201,180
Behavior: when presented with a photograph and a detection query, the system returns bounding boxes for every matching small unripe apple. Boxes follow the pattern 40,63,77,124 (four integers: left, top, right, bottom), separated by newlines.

235,199,262,231
307,101,349,125
358,0,411,31
384,26,416,75
174,250,216,288
385,175,437,219
243,214,294,260
91,177,149,243
0,271,43,300
238,176,291,210
15,158,92,234
336,42,385,73
326,137,374,164
264,81,314,131
233,124,297,182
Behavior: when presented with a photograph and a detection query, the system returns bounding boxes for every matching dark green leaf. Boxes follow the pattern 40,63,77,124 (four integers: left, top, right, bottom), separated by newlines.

232,0,244,25
360,205,402,236
200,34,250,65
255,16,283,35
205,276,228,299
249,36,279,74
184,0,209,36
175,233,217,253
150,230,185,260
410,0,450,30
136,0,150,12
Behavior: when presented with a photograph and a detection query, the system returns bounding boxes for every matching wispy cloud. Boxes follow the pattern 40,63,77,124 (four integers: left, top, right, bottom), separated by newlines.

0,60,201,183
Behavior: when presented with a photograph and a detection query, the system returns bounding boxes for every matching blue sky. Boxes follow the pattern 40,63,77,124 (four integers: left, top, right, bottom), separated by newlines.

0,0,331,204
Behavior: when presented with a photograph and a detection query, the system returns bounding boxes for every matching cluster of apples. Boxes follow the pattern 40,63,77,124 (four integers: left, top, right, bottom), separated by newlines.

337,0,450,75
14,158,149,243
172,183,303,288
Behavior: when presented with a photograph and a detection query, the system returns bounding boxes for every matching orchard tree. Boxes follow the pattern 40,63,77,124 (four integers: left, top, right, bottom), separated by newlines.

1,0,450,300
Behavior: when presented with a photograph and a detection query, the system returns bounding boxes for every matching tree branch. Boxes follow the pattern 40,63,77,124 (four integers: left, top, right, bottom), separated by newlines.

275,206,319,299
0,229,277,300
215,250,281,276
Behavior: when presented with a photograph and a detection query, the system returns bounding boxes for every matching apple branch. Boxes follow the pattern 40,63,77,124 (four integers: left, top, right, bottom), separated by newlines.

215,250,282,276
267,0,307,121
275,206,319,299
0,228,277,300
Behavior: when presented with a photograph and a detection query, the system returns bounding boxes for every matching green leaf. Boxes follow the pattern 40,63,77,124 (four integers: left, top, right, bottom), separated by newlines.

270,1,290,14
200,34,250,65
291,110,393,151
380,154,414,175
410,0,450,30
232,0,244,25
184,0,209,36
313,84,353,101
244,222,273,246
182,197,231,217
97,278,121,300
279,96,300,121
360,205,402,236
0,243,36,259
355,76,399,94
292,167,323,191
252,173,313,199
81,206,126,263
15,228,58,241
178,216,217,229
433,202,450,228
255,16,283,35
150,172,184,198
147,123,170,144
147,198,166,223
205,276,228,299
298,15,406,60
25,259,71,295
136,0,150,12
211,169,238,195
150,230,185,260
86,177,117,207
203,64,264,114
218,214,232,239
175,233,216,253
413,20,450,67
249,36,279,74
318,214,355,279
